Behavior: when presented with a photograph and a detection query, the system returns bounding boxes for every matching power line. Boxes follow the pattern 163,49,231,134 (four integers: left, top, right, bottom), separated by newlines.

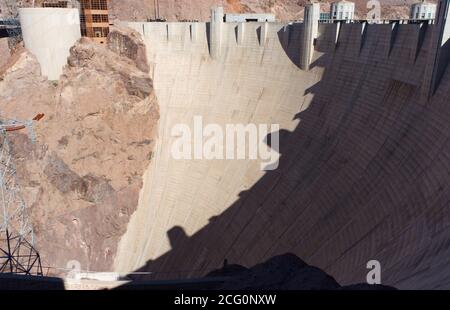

0,115,44,276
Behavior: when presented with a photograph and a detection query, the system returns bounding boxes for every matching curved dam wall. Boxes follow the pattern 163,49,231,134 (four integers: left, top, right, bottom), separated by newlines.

19,8,81,80
114,17,450,289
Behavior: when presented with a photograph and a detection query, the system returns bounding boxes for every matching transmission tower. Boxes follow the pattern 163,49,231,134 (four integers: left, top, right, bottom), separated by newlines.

0,115,44,276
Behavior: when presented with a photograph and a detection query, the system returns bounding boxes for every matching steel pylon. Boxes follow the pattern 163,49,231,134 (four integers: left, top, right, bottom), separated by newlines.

0,116,42,276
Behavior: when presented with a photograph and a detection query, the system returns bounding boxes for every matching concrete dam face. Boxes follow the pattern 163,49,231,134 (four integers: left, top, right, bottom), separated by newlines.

114,18,450,289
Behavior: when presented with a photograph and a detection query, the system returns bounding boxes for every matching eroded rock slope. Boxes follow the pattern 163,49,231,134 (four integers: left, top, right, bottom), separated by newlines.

0,28,159,273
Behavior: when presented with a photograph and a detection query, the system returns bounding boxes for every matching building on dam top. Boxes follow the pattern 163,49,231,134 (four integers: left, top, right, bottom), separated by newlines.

42,0,70,7
410,0,437,20
224,13,276,23
330,0,355,21
79,0,110,44
39,0,110,44
320,12,331,20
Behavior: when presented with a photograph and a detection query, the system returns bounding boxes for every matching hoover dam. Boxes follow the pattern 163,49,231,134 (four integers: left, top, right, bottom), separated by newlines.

109,5,450,289
1,1,449,290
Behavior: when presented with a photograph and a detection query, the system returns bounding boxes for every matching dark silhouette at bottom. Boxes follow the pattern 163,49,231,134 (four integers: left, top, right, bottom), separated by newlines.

117,253,396,290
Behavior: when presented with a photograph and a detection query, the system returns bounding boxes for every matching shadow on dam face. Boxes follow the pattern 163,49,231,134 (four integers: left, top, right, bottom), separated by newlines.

114,21,450,290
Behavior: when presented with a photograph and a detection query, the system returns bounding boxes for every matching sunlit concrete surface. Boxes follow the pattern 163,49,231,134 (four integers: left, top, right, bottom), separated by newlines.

19,8,81,80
